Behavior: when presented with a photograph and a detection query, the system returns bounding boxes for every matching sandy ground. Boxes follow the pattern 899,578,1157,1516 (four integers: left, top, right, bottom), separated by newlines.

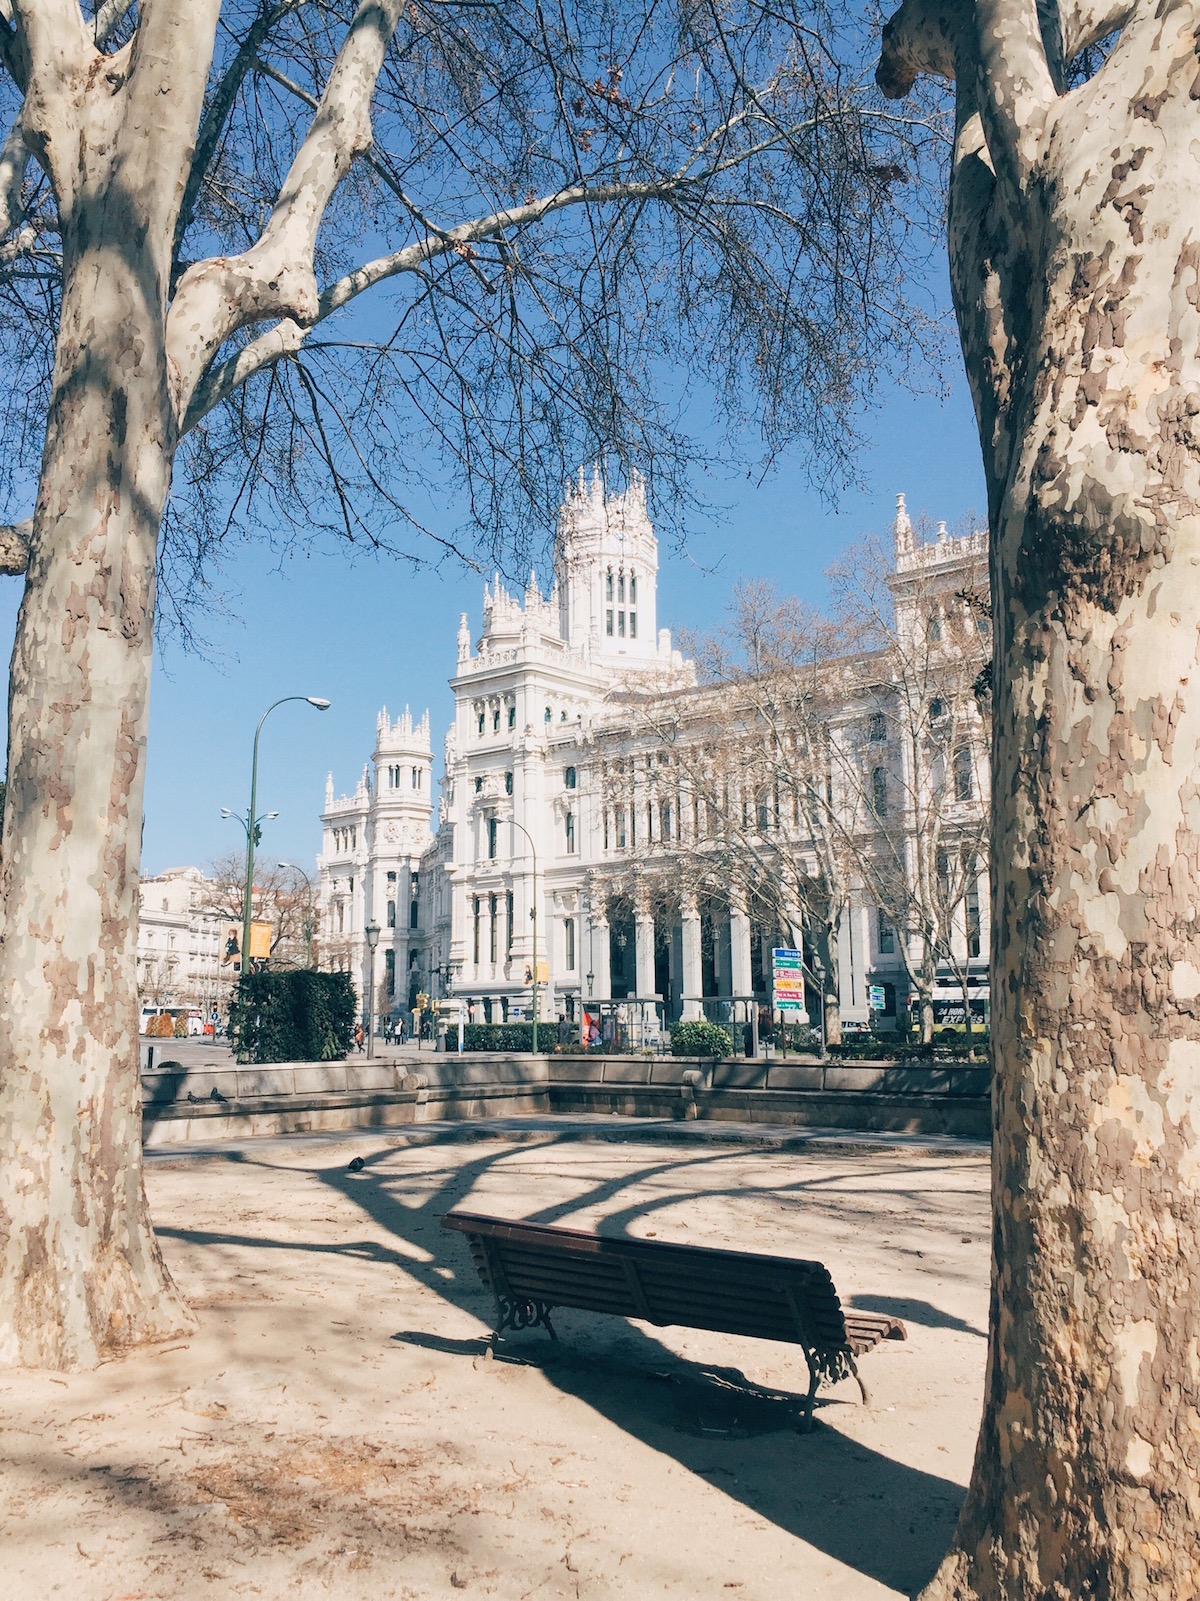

1,1120,990,1601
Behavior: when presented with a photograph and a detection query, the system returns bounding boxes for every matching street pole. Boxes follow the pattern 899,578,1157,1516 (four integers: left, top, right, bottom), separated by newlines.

508,816,539,1055
239,695,330,978
364,920,380,1059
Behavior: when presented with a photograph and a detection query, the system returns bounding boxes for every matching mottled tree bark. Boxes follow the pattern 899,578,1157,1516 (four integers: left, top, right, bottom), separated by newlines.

0,2,220,1368
881,0,1200,1593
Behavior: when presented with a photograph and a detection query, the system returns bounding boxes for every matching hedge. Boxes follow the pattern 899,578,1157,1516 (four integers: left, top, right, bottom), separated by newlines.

228,970,356,1063
669,1020,733,1059
444,1022,536,1052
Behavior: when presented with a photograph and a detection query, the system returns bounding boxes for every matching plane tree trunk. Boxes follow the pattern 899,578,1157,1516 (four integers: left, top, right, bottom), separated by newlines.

881,0,1200,1593
0,7,220,1368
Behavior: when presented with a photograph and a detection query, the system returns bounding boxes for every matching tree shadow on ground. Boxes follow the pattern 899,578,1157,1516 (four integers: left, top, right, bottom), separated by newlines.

170,1130,976,1595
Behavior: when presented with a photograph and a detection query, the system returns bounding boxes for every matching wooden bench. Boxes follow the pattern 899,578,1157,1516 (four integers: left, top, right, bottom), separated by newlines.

441,1209,906,1428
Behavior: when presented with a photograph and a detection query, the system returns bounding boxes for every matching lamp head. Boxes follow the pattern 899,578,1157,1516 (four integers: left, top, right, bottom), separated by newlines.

364,920,381,951
265,810,279,820
220,807,232,818
306,696,331,710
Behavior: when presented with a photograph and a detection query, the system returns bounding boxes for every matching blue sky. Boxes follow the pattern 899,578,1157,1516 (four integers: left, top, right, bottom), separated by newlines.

0,317,986,881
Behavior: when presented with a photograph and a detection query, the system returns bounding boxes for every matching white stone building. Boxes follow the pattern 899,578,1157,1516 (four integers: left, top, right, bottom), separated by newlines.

317,471,991,1032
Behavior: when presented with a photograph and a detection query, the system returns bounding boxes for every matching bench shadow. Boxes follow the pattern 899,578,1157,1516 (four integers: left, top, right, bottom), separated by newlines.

850,1293,986,1340
389,1320,964,1593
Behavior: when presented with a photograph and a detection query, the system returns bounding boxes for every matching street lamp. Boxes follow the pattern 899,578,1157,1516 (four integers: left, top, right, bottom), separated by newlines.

364,920,380,1058
278,861,315,968
236,695,330,980
507,815,540,1055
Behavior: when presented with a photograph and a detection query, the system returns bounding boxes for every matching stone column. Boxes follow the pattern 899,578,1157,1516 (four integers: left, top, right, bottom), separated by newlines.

680,897,703,1020
730,899,753,998
634,900,656,998
587,901,611,1001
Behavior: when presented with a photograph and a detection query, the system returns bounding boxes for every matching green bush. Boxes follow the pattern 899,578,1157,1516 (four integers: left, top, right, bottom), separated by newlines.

670,1020,733,1059
445,1022,537,1052
173,1014,190,1039
228,970,356,1063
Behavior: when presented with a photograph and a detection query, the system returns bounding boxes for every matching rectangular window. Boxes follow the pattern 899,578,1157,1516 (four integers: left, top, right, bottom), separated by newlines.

565,811,576,854
954,746,973,801
489,894,498,962
872,767,889,818
477,711,485,735
564,766,577,789
606,571,613,602
629,575,637,605
412,766,420,787
878,913,895,955
629,612,637,639
616,808,627,849
867,711,887,742
565,917,576,970
387,899,396,929
618,611,625,637
965,862,982,958
492,708,500,732
508,704,516,728
506,890,514,953
606,610,614,636
617,574,625,604
385,949,395,997
409,898,418,929
505,771,513,795
473,897,480,964
488,817,498,858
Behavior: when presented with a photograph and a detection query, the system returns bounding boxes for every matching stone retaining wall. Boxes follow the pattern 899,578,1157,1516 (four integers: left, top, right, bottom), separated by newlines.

141,1051,990,1144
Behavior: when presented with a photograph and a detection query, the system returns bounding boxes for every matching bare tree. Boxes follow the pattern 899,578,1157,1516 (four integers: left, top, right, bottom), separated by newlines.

202,851,310,968
878,0,1200,1591
0,1,940,1369
824,527,990,1047
607,584,856,1041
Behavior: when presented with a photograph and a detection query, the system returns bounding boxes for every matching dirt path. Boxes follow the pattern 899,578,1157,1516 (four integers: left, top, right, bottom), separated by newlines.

1,1125,989,1599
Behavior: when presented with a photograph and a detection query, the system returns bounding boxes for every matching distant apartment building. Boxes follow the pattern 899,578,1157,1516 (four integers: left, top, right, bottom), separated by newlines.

136,866,227,1015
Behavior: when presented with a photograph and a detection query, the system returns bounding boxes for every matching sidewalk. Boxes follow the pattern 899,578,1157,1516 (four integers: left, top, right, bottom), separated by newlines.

2,1126,989,1600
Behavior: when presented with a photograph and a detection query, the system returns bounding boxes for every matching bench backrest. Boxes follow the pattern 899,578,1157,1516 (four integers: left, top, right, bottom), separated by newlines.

442,1209,852,1357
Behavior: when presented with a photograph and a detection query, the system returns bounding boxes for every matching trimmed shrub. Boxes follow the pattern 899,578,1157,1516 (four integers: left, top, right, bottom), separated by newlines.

228,970,356,1063
670,1020,733,1059
146,1012,175,1038
444,1022,536,1052
173,1014,189,1039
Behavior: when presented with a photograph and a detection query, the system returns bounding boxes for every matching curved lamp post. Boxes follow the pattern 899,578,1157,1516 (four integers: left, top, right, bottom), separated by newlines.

507,815,540,1054
235,695,330,979
277,861,315,968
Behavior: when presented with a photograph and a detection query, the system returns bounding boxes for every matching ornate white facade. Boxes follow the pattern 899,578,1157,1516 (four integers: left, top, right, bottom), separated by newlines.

317,472,990,1031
